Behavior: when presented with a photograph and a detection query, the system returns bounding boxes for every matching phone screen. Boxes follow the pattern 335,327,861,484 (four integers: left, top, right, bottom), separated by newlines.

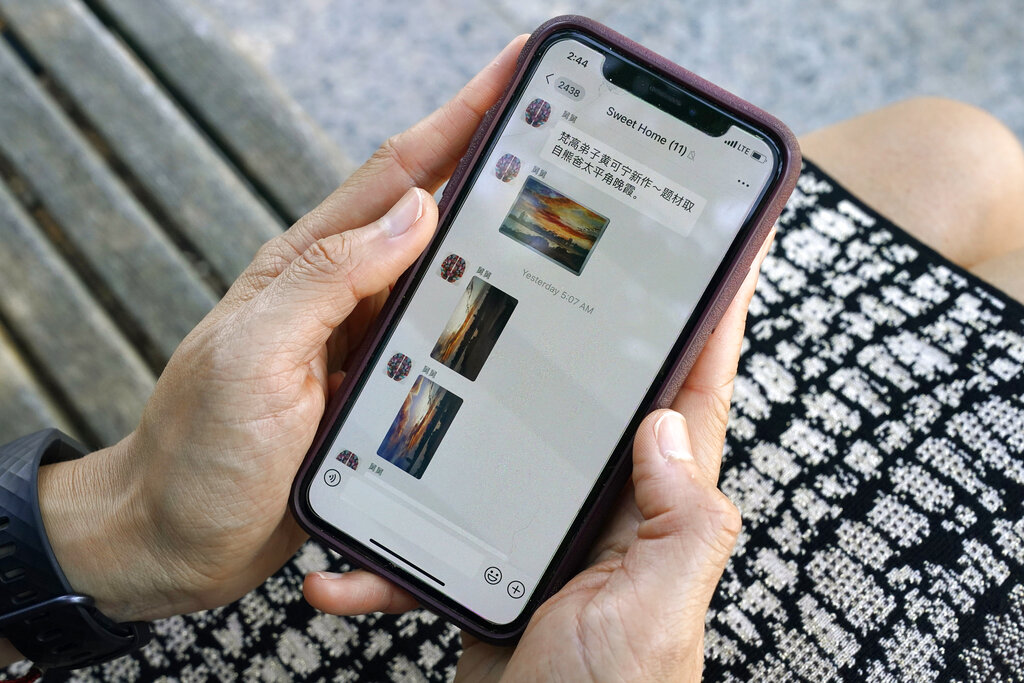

302,33,778,627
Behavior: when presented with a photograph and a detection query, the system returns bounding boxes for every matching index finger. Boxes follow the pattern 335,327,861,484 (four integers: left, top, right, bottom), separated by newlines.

257,35,529,277
672,230,775,481
205,35,527,342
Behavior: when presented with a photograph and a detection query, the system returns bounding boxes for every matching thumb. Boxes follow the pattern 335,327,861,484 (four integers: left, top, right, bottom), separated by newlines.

246,187,436,355
629,409,741,612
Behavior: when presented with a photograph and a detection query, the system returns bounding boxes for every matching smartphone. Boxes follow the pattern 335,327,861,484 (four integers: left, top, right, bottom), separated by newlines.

291,15,800,643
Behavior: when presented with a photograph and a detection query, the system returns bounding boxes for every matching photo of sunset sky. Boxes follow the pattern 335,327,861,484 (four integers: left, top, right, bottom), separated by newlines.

499,176,609,274
431,276,517,381
377,376,463,479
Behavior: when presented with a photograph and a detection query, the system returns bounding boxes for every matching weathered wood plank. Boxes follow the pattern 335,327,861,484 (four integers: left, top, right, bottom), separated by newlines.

0,0,284,285
93,0,352,223
0,180,156,446
0,39,216,363
0,323,77,444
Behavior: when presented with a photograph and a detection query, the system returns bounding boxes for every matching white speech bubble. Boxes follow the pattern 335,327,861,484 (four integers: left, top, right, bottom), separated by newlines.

544,122,706,237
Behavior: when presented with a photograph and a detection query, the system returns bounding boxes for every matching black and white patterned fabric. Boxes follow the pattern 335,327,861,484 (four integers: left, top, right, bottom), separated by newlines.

18,161,1024,681
706,161,1024,682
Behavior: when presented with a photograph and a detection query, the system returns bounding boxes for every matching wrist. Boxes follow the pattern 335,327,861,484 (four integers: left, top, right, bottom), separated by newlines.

36,433,185,622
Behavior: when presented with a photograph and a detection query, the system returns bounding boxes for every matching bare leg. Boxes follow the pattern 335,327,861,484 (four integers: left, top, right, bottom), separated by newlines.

970,251,1024,303
800,97,1024,302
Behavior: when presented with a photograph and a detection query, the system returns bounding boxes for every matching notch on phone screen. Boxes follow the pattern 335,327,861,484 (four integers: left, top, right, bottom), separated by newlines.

602,54,732,137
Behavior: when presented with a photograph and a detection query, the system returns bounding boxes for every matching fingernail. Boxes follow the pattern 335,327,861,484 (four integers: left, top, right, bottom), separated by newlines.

654,411,693,462
380,188,424,237
312,571,344,581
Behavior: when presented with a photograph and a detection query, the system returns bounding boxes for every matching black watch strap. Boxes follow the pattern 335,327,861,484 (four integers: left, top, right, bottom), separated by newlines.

0,430,150,670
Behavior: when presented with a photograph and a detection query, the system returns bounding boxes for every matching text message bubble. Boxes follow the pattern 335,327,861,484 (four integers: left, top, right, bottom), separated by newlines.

545,123,706,237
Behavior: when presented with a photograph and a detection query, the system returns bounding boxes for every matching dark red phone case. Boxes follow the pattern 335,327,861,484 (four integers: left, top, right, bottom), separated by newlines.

290,15,801,644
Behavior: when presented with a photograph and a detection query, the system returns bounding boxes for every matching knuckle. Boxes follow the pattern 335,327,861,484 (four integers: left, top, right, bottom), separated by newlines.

371,134,401,165
703,378,737,415
375,134,427,187
301,203,337,238
225,238,297,299
247,241,292,280
707,491,743,539
252,237,284,264
296,235,352,278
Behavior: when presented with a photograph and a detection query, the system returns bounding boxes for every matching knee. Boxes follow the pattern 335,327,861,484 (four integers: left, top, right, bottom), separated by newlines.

900,98,1024,263
889,97,1024,197
803,97,1024,265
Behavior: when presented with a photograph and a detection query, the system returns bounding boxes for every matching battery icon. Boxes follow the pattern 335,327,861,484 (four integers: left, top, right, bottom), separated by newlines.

750,150,768,163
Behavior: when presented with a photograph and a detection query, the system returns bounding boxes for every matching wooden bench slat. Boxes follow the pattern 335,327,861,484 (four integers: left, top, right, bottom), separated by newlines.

93,0,353,224
0,323,78,444
0,0,284,285
0,39,216,363
0,180,155,446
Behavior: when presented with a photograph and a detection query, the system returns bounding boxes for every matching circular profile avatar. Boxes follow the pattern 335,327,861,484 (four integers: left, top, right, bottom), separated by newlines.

524,98,552,127
439,253,466,283
494,153,521,182
335,449,359,471
385,352,412,381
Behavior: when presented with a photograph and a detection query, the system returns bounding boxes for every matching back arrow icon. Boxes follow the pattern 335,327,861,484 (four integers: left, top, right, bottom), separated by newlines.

545,73,554,84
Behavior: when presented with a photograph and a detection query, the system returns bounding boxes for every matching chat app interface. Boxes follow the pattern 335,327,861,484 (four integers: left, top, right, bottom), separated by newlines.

309,37,775,624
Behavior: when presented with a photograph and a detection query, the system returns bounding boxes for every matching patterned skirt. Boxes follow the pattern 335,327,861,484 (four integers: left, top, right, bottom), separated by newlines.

31,161,1024,682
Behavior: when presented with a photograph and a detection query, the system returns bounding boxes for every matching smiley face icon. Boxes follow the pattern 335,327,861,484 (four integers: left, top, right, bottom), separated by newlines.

484,566,502,585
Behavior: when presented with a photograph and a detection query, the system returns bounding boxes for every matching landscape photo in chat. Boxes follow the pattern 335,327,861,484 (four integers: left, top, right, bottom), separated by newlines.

499,176,609,275
377,376,463,479
431,276,517,381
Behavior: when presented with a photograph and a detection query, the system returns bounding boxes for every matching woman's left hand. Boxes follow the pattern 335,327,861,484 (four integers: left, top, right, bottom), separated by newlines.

38,36,528,624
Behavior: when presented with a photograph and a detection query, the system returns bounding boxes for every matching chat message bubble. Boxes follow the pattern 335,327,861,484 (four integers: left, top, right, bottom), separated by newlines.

544,123,706,237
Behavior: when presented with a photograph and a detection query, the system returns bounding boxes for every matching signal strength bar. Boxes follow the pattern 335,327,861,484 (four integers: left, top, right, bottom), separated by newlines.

724,139,739,148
